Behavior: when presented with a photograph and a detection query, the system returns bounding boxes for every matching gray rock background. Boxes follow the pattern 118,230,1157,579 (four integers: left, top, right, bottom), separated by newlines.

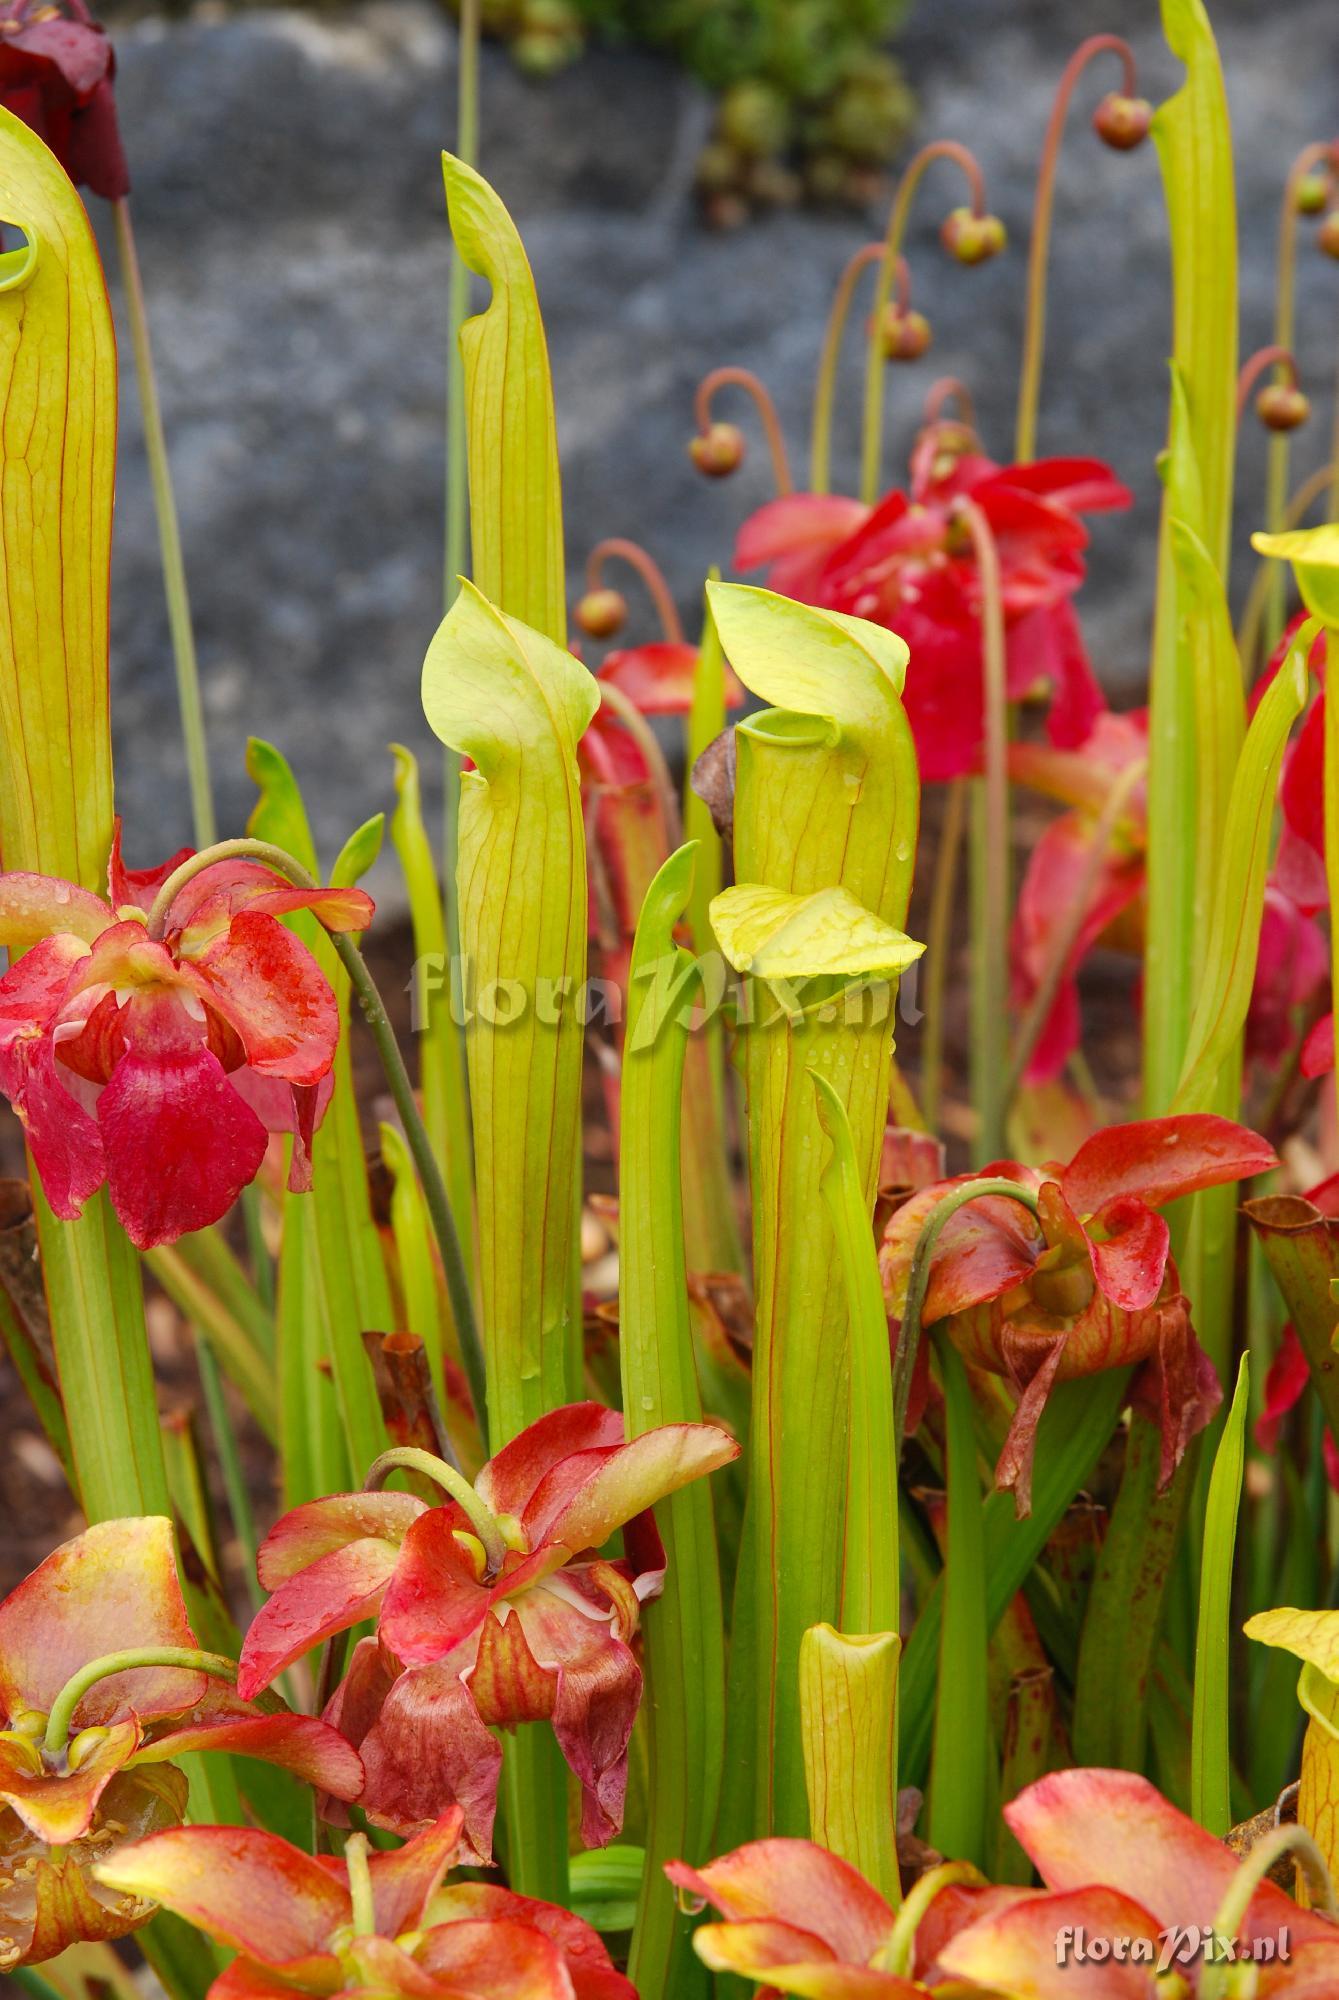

97,0,1338,886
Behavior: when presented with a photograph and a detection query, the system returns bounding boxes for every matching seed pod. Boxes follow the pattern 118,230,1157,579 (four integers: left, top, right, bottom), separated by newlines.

689,421,746,477
1092,91,1153,151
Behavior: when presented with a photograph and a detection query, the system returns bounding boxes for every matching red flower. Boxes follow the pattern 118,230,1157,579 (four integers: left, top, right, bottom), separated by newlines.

734,421,1131,780
0,0,128,199
1008,708,1148,1083
95,1813,637,2000
236,1402,739,1862
0,1518,362,1967
932,1768,1339,1995
879,1116,1277,1511
0,827,371,1248
1256,1324,1339,1493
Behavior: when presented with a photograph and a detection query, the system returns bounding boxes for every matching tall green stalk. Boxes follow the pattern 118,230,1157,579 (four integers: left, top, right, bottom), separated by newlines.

620,846,724,2000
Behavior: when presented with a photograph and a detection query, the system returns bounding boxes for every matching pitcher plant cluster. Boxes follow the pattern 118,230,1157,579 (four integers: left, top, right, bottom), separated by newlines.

0,1,1338,1997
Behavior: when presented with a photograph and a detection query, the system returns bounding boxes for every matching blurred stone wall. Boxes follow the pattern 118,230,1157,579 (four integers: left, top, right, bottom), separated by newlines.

100,0,1337,880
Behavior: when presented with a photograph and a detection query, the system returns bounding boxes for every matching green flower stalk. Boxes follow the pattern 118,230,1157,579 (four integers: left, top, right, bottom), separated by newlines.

707,582,920,1843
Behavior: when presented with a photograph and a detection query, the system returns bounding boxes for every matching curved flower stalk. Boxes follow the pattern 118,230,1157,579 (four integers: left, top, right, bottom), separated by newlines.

236,1403,737,1865
704,581,920,1844
0,829,370,1251
735,425,1130,782
880,1116,1276,1512
0,1518,361,1967
96,1812,636,1999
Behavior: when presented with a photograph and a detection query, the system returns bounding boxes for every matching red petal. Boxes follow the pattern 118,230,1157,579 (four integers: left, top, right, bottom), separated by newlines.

426,1885,636,2000
238,1539,404,1697
996,456,1134,515
355,1659,502,1863
1302,1012,1335,1078
97,998,269,1248
1129,1299,1223,1489
1006,1768,1337,1952
107,823,195,916
190,912,340,1085
665,1839,895,1964
257,1492,426,1589
367,1809,464,1936
0,1007,106,1222
1087,1195,1170,1312
0,871,110,949
1061,1115,1278,1214
1255,1324,1310,1455
1281,692,1325,862
597,643,743,715
993,1327,1068,1517
527,1423,739,1553
412,1918,575,1999
939,1886,1161,1997
734,493,870,597
166,862,373,950
0,1517,201,1723
137,1711,363,1801
475,1403,626,1521
377,1510,507,1667
91,1824,349,1963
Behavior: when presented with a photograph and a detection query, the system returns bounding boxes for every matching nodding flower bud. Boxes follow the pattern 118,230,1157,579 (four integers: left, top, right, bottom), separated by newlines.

1092,91,1153,151
1318,211,1339,261
940,207,1007,265
575,588,629,639
1256,383,1312,432
689,421,746,478
876,305,933,362
1295,171,1331,217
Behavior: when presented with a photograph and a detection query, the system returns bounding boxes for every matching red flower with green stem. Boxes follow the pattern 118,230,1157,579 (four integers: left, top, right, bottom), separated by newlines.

0,0,127,198
236,1403,738,1863
734,417,1131,782
0,1517,363,1967
95,1810,636,2000
879,1116,1277,1512
0,825,372,1248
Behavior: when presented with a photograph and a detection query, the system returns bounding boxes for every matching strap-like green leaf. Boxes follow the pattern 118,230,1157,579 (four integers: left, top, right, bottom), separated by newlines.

1173,620,1313,1112
442,155,565,643
1190,1353,1249,1834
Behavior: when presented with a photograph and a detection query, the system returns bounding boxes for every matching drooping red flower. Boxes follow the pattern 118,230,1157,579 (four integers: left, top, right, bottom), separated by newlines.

734,420,1132,780
96,1812,638,2000
0,826,371,1248
0,1518,363,1967
0,0,128,199
1008,708,1148,1083
879,1116,1277,1511
1255,1323,1339,1493
236,1402,739,1862
930,1768,1339,1996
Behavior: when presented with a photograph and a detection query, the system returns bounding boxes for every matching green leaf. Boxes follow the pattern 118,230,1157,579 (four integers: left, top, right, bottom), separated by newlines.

421,579,597,1449
442,155,565,642
331,813,384,889
380,1120,445,1412
928,1334,990,1868
712,883,924,986
799,1624,901,1908
812,1072,898,1637
1190,1353,1249,1834
620,844,723,2000
1173,620,1312,1112
713,581,919,1845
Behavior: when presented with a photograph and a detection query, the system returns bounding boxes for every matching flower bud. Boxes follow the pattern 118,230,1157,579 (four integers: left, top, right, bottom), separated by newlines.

1092,91,1153,151
1318,211,1339,261
1295,171,1331,216
875,304,932,362
940,207,1007,265
1256,383,1311,432
689,422,746,477
575,588,628,639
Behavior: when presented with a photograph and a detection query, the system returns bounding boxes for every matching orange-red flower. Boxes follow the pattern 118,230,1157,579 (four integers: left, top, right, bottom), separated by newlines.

0,827,370,1247
237,1403,738,1861
879,1116,1277,1510
734,421,1131,781
0,1518,362,1966
0,0,128,198
96,1812,636,1999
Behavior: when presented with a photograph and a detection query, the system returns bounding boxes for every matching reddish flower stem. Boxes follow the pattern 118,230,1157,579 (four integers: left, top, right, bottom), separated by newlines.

953,497,1011,1165
861,141,987,503
1236,343,1302,418
809,242,904,494
922,376,976,432
1014,37,1138,464
694,367,793,495
585,537,684,643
